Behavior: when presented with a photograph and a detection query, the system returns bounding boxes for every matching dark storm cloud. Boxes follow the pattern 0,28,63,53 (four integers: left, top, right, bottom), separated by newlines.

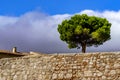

0,10,120,53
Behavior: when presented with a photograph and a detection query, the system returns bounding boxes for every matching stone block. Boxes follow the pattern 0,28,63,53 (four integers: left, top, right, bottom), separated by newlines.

84,71,92,77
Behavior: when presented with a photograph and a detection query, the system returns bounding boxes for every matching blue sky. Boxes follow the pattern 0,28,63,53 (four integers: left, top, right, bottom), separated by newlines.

0,0,120,16
0,0,120,53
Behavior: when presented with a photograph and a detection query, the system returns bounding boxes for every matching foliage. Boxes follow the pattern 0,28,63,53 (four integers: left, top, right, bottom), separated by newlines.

58,14,111,53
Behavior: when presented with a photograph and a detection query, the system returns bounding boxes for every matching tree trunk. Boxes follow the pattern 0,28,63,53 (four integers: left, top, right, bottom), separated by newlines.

81,42,86,53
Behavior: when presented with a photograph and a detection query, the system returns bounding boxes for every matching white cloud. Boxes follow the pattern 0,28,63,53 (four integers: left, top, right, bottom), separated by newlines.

0,16,18,28
0,10,120,53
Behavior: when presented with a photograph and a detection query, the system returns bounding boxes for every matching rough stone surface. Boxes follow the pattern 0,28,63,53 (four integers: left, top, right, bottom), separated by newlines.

0,52,120,80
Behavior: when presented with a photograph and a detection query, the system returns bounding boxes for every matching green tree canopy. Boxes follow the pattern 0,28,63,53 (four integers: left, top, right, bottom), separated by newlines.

58,14,111,53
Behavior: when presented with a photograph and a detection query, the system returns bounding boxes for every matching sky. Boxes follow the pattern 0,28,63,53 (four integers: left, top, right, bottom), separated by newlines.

0,0,120,53
0,0,120,16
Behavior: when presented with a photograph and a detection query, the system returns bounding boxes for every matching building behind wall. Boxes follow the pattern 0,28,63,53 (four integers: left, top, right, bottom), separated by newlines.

0,47,28,59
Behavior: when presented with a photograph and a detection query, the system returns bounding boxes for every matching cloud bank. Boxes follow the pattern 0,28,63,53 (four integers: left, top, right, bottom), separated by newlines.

0,10,120,53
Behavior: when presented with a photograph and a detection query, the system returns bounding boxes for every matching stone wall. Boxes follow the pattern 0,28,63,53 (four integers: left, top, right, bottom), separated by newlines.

0,52,120,80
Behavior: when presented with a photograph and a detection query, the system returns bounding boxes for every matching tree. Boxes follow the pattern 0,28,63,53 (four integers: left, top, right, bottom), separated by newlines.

58,14,111,53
